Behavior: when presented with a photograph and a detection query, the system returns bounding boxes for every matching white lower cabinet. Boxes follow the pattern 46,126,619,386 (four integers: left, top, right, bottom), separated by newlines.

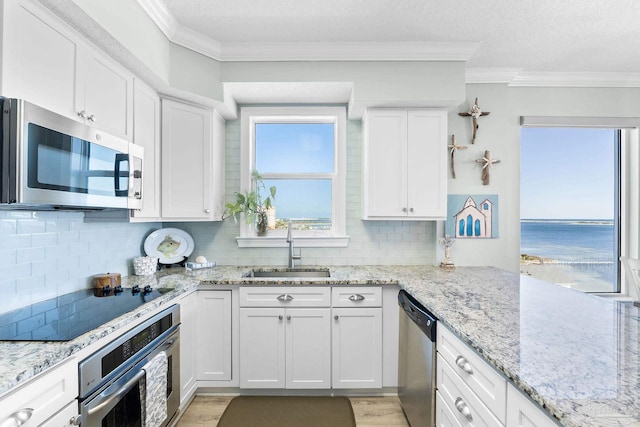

0,357,78,427
332,287,383,389
197,290,232,382
40,401,78,427
239,307,331,389
437,325,559,427
506,384,560,427
178,291,198,408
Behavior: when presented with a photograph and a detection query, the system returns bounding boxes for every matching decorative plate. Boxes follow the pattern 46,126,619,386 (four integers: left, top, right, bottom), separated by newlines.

144,228,195,264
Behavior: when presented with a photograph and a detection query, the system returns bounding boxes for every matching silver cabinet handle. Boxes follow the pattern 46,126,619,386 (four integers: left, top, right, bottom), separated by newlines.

77,110,88,119
278,315,283,320
455,356,474,374
0,409,34,427
334,315,339,320
402,207,407,212
454,397,473,422
204,209,211,213
277,294,294,302
348,294,365,302
87,114,96,122
409,207,414,213
286,315,291,320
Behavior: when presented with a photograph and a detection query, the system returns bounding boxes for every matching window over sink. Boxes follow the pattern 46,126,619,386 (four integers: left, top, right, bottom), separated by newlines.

237,107,348,248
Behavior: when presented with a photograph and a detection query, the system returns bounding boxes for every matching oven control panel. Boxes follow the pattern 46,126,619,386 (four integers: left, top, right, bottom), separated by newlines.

78,304,180,398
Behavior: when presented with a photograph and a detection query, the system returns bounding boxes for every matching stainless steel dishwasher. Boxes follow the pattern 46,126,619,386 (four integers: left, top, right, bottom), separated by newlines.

398,289,437,427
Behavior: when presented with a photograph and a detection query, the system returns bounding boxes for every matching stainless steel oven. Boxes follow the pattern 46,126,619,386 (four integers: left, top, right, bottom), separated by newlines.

77,305,180,427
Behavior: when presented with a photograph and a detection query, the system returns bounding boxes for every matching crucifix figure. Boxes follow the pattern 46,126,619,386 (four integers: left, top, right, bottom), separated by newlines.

447,134,467,179
475,150,501,185
458,97,490,143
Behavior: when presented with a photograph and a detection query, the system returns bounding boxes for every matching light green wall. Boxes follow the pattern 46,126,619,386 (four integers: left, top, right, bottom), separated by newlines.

169,44,223,100
447,84,640,272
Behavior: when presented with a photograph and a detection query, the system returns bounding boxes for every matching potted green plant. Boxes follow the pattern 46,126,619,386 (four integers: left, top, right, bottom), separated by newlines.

223,170,276,235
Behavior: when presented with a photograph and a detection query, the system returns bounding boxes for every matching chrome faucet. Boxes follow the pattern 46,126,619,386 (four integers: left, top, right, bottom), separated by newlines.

286,221,302,268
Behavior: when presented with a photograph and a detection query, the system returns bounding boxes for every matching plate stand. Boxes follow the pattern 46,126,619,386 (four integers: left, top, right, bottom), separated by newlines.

158,256,188,270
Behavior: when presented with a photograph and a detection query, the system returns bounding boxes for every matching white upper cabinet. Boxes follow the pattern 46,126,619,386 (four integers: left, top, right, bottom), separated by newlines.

1,0,78,118
75,46,134,140
130,79,161,221
363,108,447,220
160,99,225,221
0,0,133,140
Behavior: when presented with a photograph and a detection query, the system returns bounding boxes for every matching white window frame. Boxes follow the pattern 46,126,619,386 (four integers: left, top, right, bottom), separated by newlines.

520,116,640,298
236,106,349,248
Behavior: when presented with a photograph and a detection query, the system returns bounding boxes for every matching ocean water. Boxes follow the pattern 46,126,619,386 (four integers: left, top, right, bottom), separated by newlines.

520,219,616,288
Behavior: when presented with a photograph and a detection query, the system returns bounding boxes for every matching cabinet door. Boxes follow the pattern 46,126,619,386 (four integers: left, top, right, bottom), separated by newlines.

1,0,79,119
239,308,285,388
40,401,78,427
436,390,464,427
130,79,161,221
161,100,214,220
76,47,134,140
178,291,198,408
332,307,383,388
407,110,447,218
363,109,408,217
506,384,559,427
285,308,331,389
197,291,232,381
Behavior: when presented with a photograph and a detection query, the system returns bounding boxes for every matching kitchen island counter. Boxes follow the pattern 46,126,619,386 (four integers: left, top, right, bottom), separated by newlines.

1,265,638,427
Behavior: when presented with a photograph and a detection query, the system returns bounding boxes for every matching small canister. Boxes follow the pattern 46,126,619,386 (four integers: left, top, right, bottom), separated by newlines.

133,256,159,276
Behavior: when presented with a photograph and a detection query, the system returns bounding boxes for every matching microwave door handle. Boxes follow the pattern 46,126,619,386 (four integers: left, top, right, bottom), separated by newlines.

114,154,128,197
87,369,145,416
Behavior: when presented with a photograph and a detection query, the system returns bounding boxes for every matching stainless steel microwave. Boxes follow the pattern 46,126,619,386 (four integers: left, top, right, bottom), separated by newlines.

0,98,143,210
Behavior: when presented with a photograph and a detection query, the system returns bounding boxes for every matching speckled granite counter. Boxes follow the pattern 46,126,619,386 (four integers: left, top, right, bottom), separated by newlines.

1,265,639,427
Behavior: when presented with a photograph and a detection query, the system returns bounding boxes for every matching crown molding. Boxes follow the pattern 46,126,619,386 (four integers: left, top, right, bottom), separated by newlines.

466,68,640,87
510,71,640,87
136,0,477,62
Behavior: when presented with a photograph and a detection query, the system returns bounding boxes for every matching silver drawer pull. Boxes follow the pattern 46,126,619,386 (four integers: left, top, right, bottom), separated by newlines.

0,408,33,427
454,397,473,422
348,294,365,302
277,294,294,302
455,355,474,374
278,315,283,320
286,315,291,320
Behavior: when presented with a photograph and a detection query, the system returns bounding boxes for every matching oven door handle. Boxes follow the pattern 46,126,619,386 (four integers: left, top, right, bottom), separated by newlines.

87,370,145,416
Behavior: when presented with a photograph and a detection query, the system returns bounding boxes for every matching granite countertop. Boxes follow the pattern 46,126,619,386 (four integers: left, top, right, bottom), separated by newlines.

0,265,638,427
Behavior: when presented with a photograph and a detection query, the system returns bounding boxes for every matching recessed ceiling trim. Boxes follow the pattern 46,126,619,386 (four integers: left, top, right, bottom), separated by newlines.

466,68,523,84
220,41,479,62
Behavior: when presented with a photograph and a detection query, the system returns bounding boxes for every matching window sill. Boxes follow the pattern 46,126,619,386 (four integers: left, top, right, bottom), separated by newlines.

236,235,350,248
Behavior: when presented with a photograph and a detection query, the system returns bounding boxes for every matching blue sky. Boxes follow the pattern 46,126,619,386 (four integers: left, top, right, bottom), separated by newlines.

520,128,616,220
256,123,334,219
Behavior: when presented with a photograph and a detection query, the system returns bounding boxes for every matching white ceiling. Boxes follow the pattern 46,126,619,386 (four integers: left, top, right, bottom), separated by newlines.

148,0,640,76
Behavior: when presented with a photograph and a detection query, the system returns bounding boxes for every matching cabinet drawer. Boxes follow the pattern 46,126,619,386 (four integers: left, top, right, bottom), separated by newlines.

437,326,506,422
0,357,77,427
437,354,503,427
239,287,330,307
331,287,382,307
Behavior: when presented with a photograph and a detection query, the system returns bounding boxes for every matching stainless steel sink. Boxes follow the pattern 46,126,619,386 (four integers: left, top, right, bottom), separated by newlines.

243,268,330,278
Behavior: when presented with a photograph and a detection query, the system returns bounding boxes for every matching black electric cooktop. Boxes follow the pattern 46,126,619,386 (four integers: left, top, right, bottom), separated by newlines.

0,286,172,342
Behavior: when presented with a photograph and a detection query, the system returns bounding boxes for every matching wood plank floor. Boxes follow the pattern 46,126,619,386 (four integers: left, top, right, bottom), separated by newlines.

176,395,410,427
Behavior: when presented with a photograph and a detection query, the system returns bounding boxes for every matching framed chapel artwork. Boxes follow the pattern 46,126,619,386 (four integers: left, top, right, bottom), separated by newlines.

445,194,499,238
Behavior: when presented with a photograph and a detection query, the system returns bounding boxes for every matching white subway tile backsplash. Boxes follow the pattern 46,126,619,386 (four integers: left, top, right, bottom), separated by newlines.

1,211,159,313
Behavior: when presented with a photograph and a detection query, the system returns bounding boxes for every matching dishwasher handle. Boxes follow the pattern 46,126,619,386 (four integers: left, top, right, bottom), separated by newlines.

398,290,437,341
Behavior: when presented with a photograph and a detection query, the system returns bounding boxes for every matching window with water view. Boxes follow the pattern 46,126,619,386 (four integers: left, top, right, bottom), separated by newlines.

255,122,335,232
520,127,620,293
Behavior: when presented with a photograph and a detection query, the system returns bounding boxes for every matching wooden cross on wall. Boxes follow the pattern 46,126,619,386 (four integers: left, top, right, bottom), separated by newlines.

475,150,501,185
459,97,490,143
447,134,467,179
